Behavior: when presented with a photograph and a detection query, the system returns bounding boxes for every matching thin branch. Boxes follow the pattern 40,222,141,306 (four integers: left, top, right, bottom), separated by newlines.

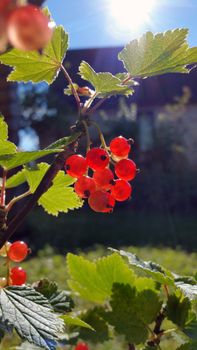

61,64,81,114
0,169,7,207
128,344,135,350
86,96,108,116
6,190,31,213
0,144,78,249
81,92,98,115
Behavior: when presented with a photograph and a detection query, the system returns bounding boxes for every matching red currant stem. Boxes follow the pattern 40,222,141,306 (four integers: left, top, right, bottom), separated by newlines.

122,73,132,84
81,92,98,115
82,120,92,151
61,64,81,115
0,144,79,249
86,96,108,116
0,169,7,207
6,190,32,213
163,284,169,298
90,121,108,149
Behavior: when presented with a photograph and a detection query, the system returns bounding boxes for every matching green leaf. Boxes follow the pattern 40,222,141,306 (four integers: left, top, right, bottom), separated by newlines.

177,342,197,350
67,253,135,303
6,170,27,189
0,140,17,156
106,283,148,344
0,116,8,140
45,133,82,150
79,61,134,97
175,282,197,300
61,315,94,330
0,149,61,170
166,294,191,328
37,170,82,216
119,29,197,78
136,289,162,324
134,277,157,292
79,307,109,343
0,286,63,350
115,249,174,285
0,25,68,84
184,316,197,341
33,279,74,313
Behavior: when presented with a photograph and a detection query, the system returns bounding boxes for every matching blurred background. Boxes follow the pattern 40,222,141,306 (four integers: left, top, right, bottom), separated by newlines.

1,0,197,254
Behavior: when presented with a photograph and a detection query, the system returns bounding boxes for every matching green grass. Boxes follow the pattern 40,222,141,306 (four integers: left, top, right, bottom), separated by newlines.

1,246,197,349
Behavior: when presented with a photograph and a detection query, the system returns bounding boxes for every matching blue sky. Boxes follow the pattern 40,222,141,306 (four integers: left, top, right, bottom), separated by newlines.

46,0,197,49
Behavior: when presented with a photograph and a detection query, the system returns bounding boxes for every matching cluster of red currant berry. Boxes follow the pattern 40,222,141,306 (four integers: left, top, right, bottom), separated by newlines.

0,241,29,287
65,136,137,213
74,342,89,350
0,0,53,52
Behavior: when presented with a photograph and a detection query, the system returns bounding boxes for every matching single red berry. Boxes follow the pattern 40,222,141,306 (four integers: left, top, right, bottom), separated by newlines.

115,159,137,181
86,148,109,171
10,267,27,286
110,136,131,158
88,190,115,213
74,343,89,350
7,5,53,51
111,179,132,201
0,0,16,15
93,168,114,190
8,241,28,262
65,155,87,178
74,176,96,198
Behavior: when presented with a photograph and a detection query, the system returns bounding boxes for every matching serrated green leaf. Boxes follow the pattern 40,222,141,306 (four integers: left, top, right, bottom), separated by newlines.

79,307,109,343
115,249,174,285
136,289,162,324
45,133,82,150
79,61,134,97
33,279,74,313
184,316,197,341
0,286,63,350
106,283,148,344
0,116,8,141
135,277,157,292
119,29,197,78
175,282,197,301
38,170,82,216
0,149,61,170
6,169,27,189
67,253,135,303
0,140,17,156
61,315,94,330
166,294,191,328
0,25,68,84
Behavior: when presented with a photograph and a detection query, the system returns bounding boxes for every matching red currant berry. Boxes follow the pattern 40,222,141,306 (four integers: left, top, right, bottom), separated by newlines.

74,343,89,350
0,0,16,15
86,148,109,171
93,168,114,190
8,241,28,262
10,267,27,286
110,136,131,158
65,155,87,178
74,176,96,198
7,5,53,51
88,190,115,213
111,179,132,201
115,159,137,181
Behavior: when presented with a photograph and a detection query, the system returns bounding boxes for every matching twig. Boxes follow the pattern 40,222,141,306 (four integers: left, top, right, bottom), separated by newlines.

0,144,77,249
0,169,7,207
86,97,108,116
128,344,135,350
6,190,31,213
61,64,81,114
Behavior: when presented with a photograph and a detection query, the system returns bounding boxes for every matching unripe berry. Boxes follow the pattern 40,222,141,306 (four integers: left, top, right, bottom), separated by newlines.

74,176,96,198
110,136,131,158
65,155,87,178
10,267,27,286
0,277,7,288
115,159,137,181
7,5,53,51
74,343,89,350
93,168,114,190
8,241,28,262
88,190,115,213
111,179,132,201
86,148,109,171
0,242,11,257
